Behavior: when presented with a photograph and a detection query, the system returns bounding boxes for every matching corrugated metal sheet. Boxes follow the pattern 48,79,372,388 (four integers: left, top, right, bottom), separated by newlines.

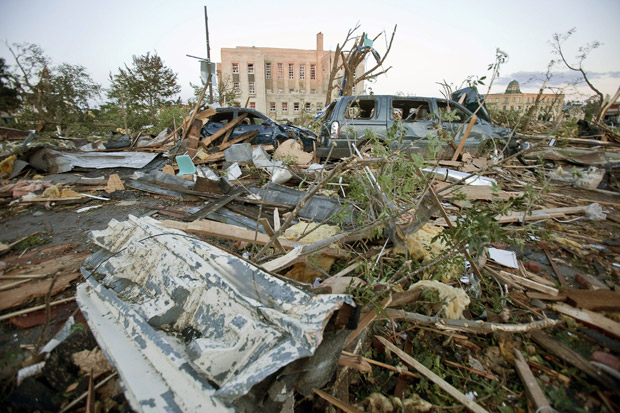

77,215,354,412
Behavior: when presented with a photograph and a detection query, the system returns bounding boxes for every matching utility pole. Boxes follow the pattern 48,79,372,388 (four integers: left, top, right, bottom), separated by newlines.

204,6,214,104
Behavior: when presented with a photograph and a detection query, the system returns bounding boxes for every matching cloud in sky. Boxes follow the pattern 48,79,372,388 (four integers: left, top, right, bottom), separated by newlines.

495,70,620,88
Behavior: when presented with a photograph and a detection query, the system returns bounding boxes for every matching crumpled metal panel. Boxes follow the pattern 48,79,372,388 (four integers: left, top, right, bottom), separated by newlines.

77,215,354,411
29,149,159,173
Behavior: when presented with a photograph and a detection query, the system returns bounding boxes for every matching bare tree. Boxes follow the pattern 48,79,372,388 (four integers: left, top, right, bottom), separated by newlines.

551,28,604,115
324,24,397,105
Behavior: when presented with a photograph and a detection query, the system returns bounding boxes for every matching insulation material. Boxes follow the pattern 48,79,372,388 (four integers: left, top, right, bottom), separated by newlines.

77,215,353,412
283,222,340,283
284,222,340,244
412,280,470,319
273,139,313,165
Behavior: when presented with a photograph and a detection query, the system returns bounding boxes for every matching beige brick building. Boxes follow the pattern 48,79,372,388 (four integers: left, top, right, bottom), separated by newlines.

486,80,564,121
218,33,365,122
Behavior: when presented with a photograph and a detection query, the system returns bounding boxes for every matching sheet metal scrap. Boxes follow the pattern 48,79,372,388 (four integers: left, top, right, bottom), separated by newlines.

76,215,354,412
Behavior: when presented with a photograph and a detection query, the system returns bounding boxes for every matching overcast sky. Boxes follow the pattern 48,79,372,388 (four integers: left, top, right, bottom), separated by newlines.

1,0,619,105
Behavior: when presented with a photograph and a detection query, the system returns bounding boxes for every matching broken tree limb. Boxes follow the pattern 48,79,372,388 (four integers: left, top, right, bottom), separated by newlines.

377,336,489,413
255,158,354,260
549,302,620,339
451,114,477,161
513,349,554,413
385,309,560,334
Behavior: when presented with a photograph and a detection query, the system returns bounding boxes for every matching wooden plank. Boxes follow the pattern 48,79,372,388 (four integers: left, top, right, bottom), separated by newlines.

377,336,489,413
0,297,76,322
160,219,354,260
451,114,477,161
549,302,620,339
194,107,216,122
200,113,248,148
0,268,83,312
258,218,286,254
497,270,559,296
530,331,616,389
183,186,246,222
564,289,620,312
215,130,258,152
513,350,553,412
186,119,203,158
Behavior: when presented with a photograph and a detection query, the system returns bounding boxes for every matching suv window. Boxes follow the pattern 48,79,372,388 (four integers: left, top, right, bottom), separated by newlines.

210,112,234,124
391,100,432,121
436,100,471,123
344,99,376,119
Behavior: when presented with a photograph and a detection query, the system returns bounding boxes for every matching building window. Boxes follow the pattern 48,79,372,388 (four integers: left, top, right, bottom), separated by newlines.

278,88,283,94
270,102,276,112
310,64,316,80
294,102,300,112
305,102,311,111
232,63,239,74
282,102,288,112
247,63,254,74
289,89,294,94
277,63,283,79
288,64,294,79
311,89,316,94
233,81,240,93
265,63,271,79
249,102,256,109
517,97,522,103
249,82,255,95
495,98,499,103
503,97,509,103
299,64,305,80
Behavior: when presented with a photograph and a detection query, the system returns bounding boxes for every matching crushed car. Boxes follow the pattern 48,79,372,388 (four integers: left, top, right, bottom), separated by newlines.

315,94,519,158
201,107,317,151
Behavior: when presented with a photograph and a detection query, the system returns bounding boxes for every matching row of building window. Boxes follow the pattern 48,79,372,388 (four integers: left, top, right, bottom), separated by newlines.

232,63,316,80
269,102,313,112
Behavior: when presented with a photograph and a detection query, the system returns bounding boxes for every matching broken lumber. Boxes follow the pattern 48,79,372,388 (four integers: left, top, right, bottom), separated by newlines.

564,289,620,312
200,113,248,149
451,114,477,161
159,218,345,258
529,331,617,389
377,336,489,413
549,302,620,339
0,297,76,322
513,350,553,413
497,270,559,296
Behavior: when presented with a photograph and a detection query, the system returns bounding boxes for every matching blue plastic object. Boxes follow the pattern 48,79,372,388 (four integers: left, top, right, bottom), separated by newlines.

175,155,196,176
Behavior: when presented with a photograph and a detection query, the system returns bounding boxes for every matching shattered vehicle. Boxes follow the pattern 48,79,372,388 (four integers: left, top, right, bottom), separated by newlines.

315,94,518,158
201,107,317,152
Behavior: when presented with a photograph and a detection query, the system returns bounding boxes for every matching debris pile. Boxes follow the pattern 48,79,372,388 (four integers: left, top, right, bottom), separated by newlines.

1,110,620,412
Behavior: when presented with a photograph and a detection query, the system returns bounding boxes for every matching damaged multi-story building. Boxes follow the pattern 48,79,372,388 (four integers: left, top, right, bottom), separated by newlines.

218,33,365,122
486,80,565,121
